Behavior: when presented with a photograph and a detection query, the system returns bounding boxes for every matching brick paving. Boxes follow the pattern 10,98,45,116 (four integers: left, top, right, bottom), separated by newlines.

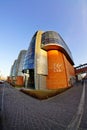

79,80,87,130
0,84,3,130
0,81,87,130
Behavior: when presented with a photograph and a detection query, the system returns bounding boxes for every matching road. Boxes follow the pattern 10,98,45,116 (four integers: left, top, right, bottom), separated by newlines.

0,81,87,130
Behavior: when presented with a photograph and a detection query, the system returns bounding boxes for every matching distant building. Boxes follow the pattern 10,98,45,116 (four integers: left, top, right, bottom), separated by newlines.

23,30,75,89
10,59,18,77
9,50,27,86
16,50,27,76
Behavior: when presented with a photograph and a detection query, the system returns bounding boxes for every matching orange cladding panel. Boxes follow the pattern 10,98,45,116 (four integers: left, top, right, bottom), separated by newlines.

63,55,75,86
7,76,11,83
16,76,24,86
47,50,67,89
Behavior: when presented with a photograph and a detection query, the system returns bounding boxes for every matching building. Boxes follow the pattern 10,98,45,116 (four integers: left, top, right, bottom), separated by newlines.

9,50,27,86
22,30,75,89
10,59,18,77
9,59,18,85
16,50,27,76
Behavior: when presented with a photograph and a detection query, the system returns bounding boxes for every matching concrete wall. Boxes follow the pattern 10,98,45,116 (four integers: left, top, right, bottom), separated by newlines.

35,31,47,90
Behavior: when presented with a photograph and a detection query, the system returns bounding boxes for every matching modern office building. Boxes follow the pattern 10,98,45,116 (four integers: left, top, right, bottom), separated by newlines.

16,50,27,76
9,59,18,85
10,59,18,77
9,50,27,86
23,30,75,89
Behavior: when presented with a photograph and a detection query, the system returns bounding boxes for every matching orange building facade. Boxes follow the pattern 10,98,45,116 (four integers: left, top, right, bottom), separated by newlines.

46,50,75,89
7,76,24,87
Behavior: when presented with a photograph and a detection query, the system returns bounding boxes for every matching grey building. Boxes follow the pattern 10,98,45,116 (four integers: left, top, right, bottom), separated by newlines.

16,50,27,76
10,50,27,77
10,59,18,77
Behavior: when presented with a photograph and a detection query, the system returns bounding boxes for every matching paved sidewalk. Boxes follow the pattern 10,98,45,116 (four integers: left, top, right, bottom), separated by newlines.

0,82,87,130
79,80,87,130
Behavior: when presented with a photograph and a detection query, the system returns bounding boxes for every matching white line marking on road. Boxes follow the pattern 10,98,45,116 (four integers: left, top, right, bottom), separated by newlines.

66,81,85,130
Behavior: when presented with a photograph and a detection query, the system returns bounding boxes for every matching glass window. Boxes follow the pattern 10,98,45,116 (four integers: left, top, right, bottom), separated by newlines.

41,31,73,62
23,35,36,70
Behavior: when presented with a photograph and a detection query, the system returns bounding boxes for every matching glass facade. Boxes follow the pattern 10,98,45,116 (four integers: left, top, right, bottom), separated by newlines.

17,50,27,76
41,31,73,62
22,32,37,88
10,50,27,77
10,59,18,76
23,36,36,71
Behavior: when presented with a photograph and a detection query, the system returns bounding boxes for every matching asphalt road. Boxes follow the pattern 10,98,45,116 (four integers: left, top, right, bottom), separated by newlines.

0,81,87,130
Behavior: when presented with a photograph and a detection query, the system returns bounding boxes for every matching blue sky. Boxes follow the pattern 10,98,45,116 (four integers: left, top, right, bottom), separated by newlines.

0,0,87,77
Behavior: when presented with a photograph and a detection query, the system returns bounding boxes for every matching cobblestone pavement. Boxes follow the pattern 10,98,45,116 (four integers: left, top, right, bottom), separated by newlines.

0,81,87,130
79,80,87,130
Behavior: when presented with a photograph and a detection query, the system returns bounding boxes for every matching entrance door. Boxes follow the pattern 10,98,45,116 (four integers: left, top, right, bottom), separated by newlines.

28,69,35,89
